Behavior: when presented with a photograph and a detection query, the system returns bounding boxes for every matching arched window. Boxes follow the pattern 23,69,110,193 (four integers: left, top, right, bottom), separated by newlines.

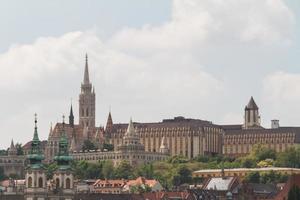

56,178,60,188
66,178,71,189
38,177,43,188
86,108,89,116
28,177,32,188
82,108,84,117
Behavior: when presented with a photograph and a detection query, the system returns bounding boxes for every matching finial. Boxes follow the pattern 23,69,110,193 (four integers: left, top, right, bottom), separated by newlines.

34,113,37,127
85,53,88,62
109,105,111,113
62,115,65,124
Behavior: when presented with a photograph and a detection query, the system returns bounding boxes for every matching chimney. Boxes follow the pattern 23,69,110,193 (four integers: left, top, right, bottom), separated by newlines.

271,119,279,129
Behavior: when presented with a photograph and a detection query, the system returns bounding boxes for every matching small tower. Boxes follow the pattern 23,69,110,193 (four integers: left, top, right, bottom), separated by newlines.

79,54,96,128
53,117,74,196
105,111,113,133
159,136,169,154
69,103,74,128
8,139,17,156
117,118,144,152
25,114,47,200
243,96,261,129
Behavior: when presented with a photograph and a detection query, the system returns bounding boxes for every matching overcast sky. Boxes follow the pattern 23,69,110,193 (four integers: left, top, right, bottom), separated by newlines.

0,0,299,148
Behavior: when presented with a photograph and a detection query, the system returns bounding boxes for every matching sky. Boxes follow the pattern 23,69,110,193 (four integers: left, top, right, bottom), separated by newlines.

0,0,299,148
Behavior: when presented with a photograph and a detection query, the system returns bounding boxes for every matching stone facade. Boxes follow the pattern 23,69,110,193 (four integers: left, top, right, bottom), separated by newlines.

0,141,25,178
222,97,300,157
106,117,223,159
71,119,169,166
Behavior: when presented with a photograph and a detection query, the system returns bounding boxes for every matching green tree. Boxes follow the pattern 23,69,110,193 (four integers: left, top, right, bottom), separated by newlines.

276,147,300,168
103,143,114,151
245,172,260,183
0,149,7,156
253,145,276,161
45,163,58,179
86,162,103,179
115,160,134,179
130,184,152,194
15,143,24,155
72,160,88,179
82,140,96,151
135,164,154,179
102,160,114,179
288,185,300,200
0,167,5,181
172,165,192,186
241,158,256,168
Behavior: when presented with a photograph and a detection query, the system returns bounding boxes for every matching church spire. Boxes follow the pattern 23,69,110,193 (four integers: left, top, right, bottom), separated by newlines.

8,139,17,156
27,114,44,168
83,53,90,84
105,110,113,133
69,102,74,127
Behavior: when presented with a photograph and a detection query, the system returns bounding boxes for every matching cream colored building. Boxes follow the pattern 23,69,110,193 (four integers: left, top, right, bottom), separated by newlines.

193,167,300,179
71,119,169,166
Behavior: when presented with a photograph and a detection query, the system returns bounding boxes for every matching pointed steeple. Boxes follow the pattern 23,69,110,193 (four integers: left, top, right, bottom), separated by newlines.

8,139,17,156
10,139,15,149
117,117,145,152
27,114,44,168
246,96,258,110
83,53,90,84
125,118,136,137
105,110,113,133
33,113,40,142
159,136,169,154
69,102,74,127
244,96,261,129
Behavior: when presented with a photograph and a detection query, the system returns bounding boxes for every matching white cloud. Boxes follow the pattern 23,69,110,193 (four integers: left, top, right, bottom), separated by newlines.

110,0,294,53
0,0,295,148
262,71,300,125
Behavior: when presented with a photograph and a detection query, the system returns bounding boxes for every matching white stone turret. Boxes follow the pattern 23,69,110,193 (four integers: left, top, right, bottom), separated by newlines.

159,136,169,154
117,118,144,152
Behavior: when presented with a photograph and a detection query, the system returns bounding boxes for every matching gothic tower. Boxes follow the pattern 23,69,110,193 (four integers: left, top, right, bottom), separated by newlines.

79,54,96,128
243,96,261,129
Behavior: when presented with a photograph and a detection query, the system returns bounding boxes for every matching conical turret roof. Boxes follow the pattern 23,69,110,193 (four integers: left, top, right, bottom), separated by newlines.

125,118,136,137
246,96,258,110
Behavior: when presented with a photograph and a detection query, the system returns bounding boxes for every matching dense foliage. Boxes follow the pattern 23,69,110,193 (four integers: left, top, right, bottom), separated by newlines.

66,145,300,188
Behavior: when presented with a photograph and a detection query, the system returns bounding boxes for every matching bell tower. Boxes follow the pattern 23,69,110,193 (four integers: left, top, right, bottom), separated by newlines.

243,96,261,129
25,114,47,200
53,117,74,197
79,54,96,128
